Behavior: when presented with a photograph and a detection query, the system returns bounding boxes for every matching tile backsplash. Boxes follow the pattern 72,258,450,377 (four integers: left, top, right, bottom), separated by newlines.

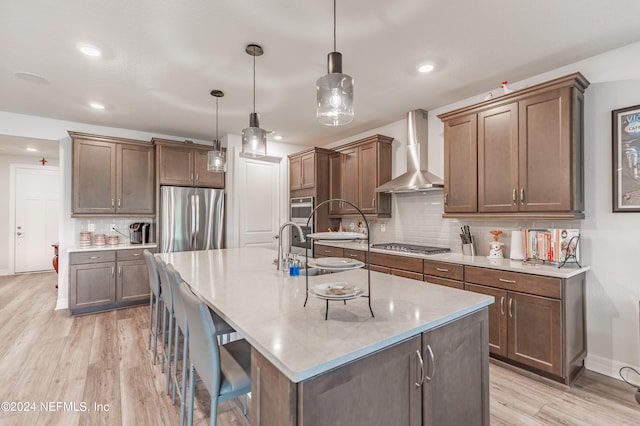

73,218,155,245
342,192,582,257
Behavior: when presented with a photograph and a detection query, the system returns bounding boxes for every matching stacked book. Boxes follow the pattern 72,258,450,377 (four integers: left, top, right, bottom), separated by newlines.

523,228,580,263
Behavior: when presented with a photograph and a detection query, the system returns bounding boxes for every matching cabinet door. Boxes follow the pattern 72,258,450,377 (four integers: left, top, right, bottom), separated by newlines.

117,260,150,303
359,142,378,213
508,292,562,376
422,309,489,426
518,88,571,211
69,262,116,310
444,114,477,213
158,145,193,185
464,283,508,357
313,245,343,258
341,147,359,214
73,139,117,214
300,152,316,189
478,104,519,212
117,143,155,214
299,336,422,426
193,150,225,188
289,155,302,190
328,153,343,214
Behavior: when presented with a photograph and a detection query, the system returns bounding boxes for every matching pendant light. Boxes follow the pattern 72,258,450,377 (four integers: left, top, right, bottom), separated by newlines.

242,44,267,157
207,89,226,172
316,0,354,126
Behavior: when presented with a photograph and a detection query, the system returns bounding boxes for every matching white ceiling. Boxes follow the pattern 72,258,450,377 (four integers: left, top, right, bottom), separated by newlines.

2,0,640,149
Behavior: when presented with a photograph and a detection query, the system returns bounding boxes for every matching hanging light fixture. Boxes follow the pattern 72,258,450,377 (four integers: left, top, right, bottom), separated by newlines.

207,89,226,172
316,0,354,126
242,44,267,157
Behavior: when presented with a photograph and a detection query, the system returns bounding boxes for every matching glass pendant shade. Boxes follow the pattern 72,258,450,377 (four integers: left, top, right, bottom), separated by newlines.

207,140,226,172
242,112,267,157
316,56,354,126
207,89,226,172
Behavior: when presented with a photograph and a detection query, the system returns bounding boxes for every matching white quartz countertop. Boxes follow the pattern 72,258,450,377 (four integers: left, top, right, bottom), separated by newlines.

158,247,493,383
68,243,157,253
315,241,589,279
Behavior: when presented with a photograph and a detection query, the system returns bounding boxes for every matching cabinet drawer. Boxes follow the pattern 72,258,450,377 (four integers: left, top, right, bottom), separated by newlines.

343,249,365,262
315,245,343,258
423,260,463,281
424,275,464,290
391,269,423,281
117,248,154,261
370,252,422,273
70,251,116,265
465,266,561,299
370,264,390,274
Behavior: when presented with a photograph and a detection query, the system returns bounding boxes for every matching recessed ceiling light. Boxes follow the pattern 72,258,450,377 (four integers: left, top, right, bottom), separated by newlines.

27,147,38,152
417,63,435,74
273,135,283,140
77,42,102,57
89,102,105,110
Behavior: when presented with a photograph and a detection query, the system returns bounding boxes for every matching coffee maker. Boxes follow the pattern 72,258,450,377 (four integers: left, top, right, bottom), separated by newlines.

129,222,151,244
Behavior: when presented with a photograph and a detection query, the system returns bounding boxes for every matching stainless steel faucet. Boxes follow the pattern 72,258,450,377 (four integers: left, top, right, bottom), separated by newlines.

277,221,306,271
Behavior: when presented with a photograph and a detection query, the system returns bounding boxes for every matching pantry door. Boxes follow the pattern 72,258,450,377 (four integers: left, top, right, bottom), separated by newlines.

14,166,60,273
236,155,281,250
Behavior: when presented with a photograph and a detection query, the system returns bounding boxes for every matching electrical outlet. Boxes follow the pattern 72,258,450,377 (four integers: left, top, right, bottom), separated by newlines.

110,224,117,232
380,223,386,232
87,223,95,232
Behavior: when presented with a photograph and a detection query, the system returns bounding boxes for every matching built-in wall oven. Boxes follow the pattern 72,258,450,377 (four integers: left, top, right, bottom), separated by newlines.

290,197,313,255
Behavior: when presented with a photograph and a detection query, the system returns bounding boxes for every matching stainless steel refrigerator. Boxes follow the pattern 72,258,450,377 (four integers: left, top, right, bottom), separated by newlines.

159,186,224,253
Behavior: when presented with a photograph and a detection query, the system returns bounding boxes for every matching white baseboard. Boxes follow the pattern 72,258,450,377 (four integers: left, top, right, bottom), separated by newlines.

0,269,11,276
585,353,640,380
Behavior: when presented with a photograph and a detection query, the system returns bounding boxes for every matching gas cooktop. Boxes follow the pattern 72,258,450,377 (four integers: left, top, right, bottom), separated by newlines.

371,243,451,255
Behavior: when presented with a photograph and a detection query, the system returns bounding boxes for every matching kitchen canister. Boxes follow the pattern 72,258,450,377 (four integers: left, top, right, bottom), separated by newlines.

94,233,106,246
79,231,92,247
107,235,119,246
510,230,526,260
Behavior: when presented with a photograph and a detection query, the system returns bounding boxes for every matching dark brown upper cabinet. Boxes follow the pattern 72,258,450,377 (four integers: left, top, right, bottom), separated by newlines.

438,72,589,220
154,139,225,189
70,132,155,217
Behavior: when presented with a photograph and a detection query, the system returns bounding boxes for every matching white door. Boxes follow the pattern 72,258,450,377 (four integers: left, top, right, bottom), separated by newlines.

237,156,280,249
14,166,60,273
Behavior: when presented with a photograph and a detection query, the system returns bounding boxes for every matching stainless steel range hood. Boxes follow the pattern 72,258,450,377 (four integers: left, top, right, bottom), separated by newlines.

375,109,444,193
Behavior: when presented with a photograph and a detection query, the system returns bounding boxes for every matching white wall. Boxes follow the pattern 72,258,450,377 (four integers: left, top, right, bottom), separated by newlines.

326,40,640,380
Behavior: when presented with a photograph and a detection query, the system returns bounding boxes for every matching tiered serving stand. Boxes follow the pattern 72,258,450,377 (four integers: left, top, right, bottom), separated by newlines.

303,199,374,320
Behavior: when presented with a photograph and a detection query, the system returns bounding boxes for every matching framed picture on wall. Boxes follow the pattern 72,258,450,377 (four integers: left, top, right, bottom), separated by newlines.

612,104,640,212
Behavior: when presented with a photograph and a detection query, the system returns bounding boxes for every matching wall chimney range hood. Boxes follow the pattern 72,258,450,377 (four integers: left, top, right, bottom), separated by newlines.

375,109,444,193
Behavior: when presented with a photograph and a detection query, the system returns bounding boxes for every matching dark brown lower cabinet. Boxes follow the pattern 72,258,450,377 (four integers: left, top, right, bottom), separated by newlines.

422,309,489,426
69,248,154,314
464,266,585,385
250,308,489,426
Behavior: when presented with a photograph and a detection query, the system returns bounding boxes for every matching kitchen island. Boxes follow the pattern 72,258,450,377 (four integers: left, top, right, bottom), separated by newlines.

158,247,493,425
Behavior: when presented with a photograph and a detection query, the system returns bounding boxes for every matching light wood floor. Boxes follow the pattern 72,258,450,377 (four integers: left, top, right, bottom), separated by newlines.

0,272,638,425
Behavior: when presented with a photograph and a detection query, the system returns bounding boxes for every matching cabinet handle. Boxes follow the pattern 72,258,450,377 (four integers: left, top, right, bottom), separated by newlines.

324,250,332,253
118,266,122,276
508,298,513,318
520,188,525,205
372,198,376,208
512,188,517,205
196,172,199,181
500,296,505,315
132,253,141,256
436,267,449,272
118,199,121,208
88,256,99,260
425,344,435,382
111,199,115,207
444,193,448,206
415,349,425,388
111,267,115,276
499,278,516,284
348,253,359,258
